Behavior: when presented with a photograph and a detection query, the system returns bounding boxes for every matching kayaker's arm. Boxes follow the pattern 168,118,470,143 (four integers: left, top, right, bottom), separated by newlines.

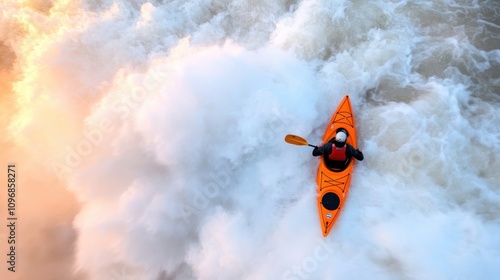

312,143,331,156
347,145,364,161
312,146,323,156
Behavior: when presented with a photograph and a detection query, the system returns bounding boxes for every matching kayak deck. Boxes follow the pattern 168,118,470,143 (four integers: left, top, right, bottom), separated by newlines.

316,95,357,237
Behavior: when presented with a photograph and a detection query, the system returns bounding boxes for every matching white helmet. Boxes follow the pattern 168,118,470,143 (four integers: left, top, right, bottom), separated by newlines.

335,131,347,143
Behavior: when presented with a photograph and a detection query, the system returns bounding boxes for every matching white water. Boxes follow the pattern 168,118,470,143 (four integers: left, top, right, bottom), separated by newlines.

1,0,499,279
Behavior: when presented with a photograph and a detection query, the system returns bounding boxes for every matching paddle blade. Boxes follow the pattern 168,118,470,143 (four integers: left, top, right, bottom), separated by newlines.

284,134,309,146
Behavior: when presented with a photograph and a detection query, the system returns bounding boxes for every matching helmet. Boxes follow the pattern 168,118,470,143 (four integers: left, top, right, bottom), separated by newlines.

335,131,347,143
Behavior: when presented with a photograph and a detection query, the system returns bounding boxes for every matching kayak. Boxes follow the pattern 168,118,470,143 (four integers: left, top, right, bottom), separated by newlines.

316,95,357,237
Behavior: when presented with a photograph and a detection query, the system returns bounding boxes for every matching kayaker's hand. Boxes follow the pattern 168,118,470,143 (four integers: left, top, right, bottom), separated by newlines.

312,146,321,156
357,148,362,153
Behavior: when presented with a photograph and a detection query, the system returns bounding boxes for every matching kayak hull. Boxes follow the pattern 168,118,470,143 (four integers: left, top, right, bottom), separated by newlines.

316,95,357,237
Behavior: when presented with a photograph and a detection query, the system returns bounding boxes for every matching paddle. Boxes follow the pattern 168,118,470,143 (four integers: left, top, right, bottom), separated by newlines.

284,134,317,148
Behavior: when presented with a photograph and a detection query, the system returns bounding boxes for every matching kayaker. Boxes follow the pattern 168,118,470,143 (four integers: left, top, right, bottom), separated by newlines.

312,130,364,166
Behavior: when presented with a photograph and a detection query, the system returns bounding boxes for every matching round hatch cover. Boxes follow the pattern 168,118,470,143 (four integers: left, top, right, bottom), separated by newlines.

322,192,340,210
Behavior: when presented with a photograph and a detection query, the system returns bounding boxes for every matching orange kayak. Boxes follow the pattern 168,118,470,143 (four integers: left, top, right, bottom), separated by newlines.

316,95,357,237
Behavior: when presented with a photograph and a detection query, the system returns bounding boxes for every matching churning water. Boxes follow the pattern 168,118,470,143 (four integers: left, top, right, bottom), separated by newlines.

1,0,499,279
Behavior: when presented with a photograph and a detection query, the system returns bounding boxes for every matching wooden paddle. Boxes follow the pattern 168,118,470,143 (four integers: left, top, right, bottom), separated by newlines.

284,134,317,148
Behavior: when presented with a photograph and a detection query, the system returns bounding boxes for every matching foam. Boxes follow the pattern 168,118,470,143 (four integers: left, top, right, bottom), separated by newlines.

2,0,499,279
